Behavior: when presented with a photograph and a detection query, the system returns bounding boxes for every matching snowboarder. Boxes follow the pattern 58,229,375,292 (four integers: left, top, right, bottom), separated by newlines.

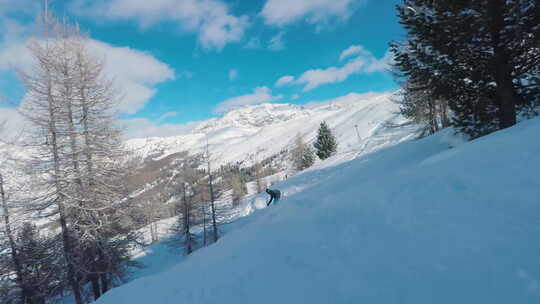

266,188,281,206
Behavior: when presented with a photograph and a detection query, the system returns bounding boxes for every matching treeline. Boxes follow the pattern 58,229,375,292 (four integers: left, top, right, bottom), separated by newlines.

391,0,540,138
157,152,224,255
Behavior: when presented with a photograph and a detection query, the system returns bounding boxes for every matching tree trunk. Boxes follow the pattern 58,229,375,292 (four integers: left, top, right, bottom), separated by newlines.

90,273,101,301
36,294,46,304
149,219,155,243
440,99,450,128
98,249,109,294
202,195,207,246
207,163,219,243
428,99,438,134
100,273,109,294
494,60,518,128
58,205,83,304
489,0,517,129
78,68,107,302
47,93,84,304
183,184,192,255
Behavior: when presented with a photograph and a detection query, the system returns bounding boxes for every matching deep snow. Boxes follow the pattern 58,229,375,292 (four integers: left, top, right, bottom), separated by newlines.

97,117,540,304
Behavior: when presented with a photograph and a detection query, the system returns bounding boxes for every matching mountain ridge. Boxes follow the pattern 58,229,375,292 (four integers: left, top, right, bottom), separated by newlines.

125,92,417,169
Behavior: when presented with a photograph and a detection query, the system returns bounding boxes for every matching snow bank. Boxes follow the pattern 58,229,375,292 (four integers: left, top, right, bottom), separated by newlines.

96,117,540,304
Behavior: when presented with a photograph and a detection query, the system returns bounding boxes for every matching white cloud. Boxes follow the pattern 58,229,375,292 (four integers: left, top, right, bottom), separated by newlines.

275,75,295,87
277,45,392,91
0,1,44,49
70,0,249,51
0,107,192,141
0,18,33,46
244,37,262,49
0,4,35,70
0,3,37,56
0,38,175,115
365,49,394,73
0,41,33,73
339,45,370,61
0,106,26,141
297,57,367,91
158,111,179,121
121,118,199,139
261,0,361,27
0,0,40,15
268,31,285,51
214,86,283,114
229,69,238,81
88,40,176,114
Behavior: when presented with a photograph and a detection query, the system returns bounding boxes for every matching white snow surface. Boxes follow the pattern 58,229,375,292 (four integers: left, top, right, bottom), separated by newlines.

95,115,540,303
125,92,417,167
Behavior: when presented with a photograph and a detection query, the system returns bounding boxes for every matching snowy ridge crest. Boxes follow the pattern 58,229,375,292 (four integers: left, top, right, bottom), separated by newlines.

196,103,312,132
125,92,414,167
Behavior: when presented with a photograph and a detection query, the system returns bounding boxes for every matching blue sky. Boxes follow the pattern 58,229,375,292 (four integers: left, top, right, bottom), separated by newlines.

0,0,404,138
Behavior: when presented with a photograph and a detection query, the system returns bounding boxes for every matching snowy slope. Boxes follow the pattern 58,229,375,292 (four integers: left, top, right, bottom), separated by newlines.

125,92,417,168
95,116,540,303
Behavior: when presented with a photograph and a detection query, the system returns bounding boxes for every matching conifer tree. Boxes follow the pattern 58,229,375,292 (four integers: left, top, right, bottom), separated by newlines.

290,133,315,171
14,222,63,304
19,12,133,302
171,156,203,255
205,141,219,243
395,81,450,136
313,122,338,160
391,0,540,138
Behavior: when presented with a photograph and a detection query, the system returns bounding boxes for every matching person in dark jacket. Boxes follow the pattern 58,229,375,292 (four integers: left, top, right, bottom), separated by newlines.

266,188,281,206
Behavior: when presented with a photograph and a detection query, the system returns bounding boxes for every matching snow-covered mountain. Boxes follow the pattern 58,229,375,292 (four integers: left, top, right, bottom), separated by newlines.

125,92,418,169
0,91,417,226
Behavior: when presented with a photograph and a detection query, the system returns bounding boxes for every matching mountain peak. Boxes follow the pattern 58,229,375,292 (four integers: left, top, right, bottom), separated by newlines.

196,103,310,132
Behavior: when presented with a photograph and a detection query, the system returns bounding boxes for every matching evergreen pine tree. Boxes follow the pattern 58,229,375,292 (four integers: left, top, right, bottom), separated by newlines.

391,0,540,138
15,222,63,304
313,122,338,160
301,145,316,170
